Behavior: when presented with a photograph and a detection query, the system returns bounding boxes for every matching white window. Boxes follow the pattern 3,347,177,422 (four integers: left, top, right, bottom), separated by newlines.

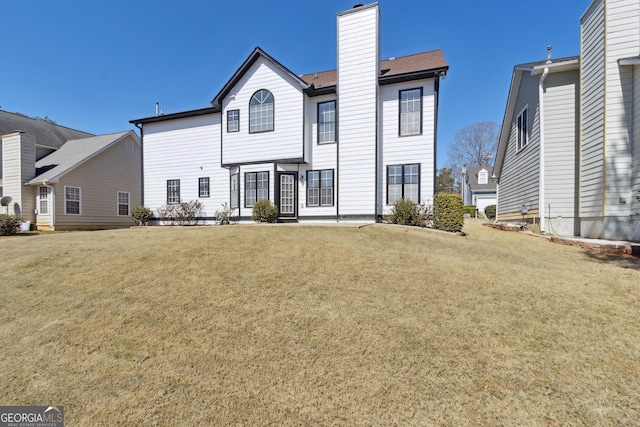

117,191,130,216
387,164,420,204
478,170,488,185
125,140,134,151
230,174,239,209
318,101,336,143
38,186,49,214
517,107,528,151
65,186,81,215
400,88,422,136
249,89,274,133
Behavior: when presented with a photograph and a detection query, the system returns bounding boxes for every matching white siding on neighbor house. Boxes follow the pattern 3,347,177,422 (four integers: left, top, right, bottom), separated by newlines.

604,0,639,215
52,137,142,230
1,133,36,221
337,4,379,216
379,79,436,214
498,71,541,217
221,57,304,165
143,114,224,217
299,94,338,218
580,0,606,217
543,70,580,220
633,65,640,215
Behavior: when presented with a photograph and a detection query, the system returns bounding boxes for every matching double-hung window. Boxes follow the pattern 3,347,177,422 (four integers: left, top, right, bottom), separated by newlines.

399,88,422,136
227,110,239,132
199,177,210,198
517,107,528,151
167,179,180,204
307,169,334,207
65,186,81,215
318,101,336,143
387,164,420,204
245,171,269,207
249,89,274,133
38,186,49,214
117,191,130,216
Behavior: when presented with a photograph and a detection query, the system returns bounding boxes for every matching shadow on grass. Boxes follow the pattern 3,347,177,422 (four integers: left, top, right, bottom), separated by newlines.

582,250,640,270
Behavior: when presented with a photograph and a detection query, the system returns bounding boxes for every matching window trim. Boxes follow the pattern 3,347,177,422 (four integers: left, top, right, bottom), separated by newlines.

199,177,210,198
38,186,49,215
317,100,337,144
249,89,275,134
167,179,180,204
244,171,270,208
64,185,81,215
125,140,134,152
386,164,421,205
117,191,130,216
399,88,423,137
516,105,529,152
306,169,335,207
227,109,240,133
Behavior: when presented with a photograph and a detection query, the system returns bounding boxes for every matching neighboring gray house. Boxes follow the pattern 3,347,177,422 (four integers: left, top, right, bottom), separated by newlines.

461,166,497,214
1,111,141,230
494,0,640,241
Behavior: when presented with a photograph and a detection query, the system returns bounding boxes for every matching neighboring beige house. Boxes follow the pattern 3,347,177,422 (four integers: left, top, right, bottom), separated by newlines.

0,111,141,230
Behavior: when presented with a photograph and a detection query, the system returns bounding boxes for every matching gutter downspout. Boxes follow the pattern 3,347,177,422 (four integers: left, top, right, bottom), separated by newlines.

42,182,55,230
538,65,549,233
134,123,144,206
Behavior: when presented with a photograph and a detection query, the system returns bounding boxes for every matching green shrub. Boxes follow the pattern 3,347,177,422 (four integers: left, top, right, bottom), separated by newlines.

387,198,418,225
463,205,477,216
131,206,153,226
484,204,497,221
252,200,279,223
0,214,22,236
433,193,464,233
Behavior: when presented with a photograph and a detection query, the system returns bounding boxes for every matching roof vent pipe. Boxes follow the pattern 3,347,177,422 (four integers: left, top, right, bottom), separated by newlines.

155,102,159,117
546,45,552,63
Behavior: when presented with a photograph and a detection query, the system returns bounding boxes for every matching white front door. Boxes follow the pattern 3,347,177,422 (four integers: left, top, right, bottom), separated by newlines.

279,174,296,217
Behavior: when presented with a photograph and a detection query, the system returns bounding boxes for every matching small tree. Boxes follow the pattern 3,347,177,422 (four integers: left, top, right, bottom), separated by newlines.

131,206,153,226
484,204,496,221
0,214,22,236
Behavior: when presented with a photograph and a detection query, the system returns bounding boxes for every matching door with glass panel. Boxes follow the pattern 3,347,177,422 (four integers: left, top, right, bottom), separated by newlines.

279,173,296,218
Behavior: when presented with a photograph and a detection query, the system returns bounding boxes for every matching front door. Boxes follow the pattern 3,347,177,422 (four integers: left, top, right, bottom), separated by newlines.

279,173,296,218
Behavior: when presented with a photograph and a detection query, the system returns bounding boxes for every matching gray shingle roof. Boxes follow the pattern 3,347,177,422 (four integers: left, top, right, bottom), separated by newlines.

28,131,133,184
0,110,93,149
465,166,497,192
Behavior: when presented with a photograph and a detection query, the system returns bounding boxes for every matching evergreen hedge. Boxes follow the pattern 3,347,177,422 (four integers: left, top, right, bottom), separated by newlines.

433,193,464,233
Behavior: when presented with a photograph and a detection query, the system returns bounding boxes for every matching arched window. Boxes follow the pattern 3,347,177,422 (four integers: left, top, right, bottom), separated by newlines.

249,89,274,133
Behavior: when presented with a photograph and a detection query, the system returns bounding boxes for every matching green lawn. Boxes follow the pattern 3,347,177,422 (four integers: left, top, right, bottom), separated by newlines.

1,220,639,426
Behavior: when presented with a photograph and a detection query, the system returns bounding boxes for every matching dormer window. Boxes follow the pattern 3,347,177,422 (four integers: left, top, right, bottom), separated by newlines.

249,89,274,133
478,169,488,185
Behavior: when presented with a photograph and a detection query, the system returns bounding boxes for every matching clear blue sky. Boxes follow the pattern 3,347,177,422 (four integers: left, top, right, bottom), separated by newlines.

1,0,590,168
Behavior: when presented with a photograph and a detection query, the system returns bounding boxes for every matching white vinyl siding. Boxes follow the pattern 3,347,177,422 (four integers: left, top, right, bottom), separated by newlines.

117,191,130,216
380,80,436,214
221,57,304,165
337,4,379,216
143,114,224,217
64,186,81,215
580,0,606,217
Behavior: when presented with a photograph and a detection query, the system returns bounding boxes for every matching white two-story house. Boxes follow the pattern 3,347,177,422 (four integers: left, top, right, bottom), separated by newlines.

131,3,448,222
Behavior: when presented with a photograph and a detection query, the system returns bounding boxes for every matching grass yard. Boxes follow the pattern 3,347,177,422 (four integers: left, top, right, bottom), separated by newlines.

1,219,639,426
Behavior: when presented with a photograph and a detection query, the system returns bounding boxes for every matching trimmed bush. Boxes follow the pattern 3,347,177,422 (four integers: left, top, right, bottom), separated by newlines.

0,214,22,236
464,205,477,216
131,206,153,226
484,204,497,221
387,198,418,225
252,200,279,223
157,200,205,225
433,193,464,233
